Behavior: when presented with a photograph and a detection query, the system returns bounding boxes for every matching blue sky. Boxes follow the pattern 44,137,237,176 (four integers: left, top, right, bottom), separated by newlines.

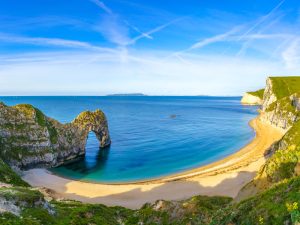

0,0,300,95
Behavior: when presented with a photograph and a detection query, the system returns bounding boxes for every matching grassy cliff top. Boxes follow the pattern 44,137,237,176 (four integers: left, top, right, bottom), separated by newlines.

269,76,300,99
247,88,265,99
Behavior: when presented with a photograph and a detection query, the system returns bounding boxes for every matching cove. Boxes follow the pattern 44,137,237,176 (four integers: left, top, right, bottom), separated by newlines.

0,96,258,183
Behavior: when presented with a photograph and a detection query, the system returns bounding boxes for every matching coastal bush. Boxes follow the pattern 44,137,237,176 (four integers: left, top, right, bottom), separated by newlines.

0,158,28,187
125,196,232,224
211,176,300,225
0,186,43,204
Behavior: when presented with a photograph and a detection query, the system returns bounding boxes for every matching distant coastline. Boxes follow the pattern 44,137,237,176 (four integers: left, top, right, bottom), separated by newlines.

106,93,147,96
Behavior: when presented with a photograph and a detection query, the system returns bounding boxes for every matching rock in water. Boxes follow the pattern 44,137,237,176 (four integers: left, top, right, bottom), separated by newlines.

0,102,110,169
170,114,177,119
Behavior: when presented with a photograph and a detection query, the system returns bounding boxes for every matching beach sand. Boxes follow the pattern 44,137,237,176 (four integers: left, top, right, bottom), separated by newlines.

22,117,284,209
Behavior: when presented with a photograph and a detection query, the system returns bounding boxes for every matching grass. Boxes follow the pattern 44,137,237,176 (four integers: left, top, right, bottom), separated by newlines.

1,77,300,224
263,120,300,183
211,176,300,225
0,186,43,204
270,76,300,99
248,88,265,99
0,158,29,187
0,199,133,225
127,196,233,224
0,176,299,225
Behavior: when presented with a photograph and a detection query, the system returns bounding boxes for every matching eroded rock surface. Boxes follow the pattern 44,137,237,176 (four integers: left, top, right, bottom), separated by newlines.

0,103,110,169
241,93,263,105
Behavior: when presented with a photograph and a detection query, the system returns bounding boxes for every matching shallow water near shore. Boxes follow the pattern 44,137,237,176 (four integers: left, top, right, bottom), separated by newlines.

0,96,258,183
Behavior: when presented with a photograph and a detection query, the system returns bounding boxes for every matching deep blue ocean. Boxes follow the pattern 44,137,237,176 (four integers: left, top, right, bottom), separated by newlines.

0,96,258,183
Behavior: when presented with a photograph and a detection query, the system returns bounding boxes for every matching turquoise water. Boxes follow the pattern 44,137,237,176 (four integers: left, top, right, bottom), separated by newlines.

0,96,258,183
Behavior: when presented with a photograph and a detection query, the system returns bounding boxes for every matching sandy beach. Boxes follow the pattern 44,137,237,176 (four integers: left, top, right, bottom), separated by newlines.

22,117,284,209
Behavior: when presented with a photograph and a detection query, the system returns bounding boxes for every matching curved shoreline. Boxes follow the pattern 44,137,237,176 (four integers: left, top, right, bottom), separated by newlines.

22,117,284,209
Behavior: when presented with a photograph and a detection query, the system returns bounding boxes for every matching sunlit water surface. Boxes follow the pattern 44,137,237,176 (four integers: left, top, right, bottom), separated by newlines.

0,96,258,183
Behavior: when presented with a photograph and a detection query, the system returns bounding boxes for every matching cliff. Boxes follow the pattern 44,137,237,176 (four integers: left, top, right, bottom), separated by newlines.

259,77,300,131
237,76,300,200
241,89,264,105
1,77,300,224
0,103,110,169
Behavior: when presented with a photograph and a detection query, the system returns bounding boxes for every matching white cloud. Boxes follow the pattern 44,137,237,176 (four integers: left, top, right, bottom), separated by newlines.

0,50,294,96
128,17,184,45
237,0,286,41
89,0,182,47
189,27,240,50
89,0,113,14
0,32,116,52
282,38,300,69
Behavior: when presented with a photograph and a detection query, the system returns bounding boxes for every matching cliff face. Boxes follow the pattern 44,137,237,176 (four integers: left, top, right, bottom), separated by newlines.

237,76,300,200
241,88,264,105
241,93,263,105
259,78,299,131
0,103,110,169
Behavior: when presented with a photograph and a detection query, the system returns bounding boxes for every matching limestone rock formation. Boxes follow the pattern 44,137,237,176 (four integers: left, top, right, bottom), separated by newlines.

242,77,300,131
0,103,110,169
241,92,263,105
259,77,300,131
237,76,300,200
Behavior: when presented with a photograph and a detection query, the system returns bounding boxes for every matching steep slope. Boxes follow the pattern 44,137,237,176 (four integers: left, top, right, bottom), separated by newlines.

1,77,300,224
238,76,300,200
260,77,300,131
0,102,110,169
241,89,264,105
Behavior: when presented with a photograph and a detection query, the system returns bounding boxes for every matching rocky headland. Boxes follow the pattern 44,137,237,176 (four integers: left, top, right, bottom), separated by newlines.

238,76,300,201
0,103,110,169
0,76,300,224
241,89,264,105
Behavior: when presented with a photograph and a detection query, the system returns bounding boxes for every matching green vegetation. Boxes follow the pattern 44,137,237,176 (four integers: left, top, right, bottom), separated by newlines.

1,177,299,225
0,186,43,204
127,196,232,224
248,88,265,99
211,176,300,225
73,110,106,127
264,120,300,182
269,76,300,99
0,197,133,225
13,104,58,144
45,120,58,144
1,77,300,224
0,158,28,187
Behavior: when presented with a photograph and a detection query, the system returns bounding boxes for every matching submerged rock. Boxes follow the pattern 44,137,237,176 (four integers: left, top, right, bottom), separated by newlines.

0,103,110,169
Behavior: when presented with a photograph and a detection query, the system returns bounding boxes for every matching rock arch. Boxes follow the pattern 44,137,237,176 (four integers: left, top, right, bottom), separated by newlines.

0,103,111,169
72,110,111,148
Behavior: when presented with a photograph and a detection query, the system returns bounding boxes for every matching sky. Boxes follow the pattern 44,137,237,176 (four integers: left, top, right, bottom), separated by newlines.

1,0,300,96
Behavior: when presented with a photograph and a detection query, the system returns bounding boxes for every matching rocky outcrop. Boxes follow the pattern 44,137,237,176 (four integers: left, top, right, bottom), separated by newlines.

0,186,54,216
291,93,300,111
0,103,110,169
237,76,300,200
259,79,299,131
261,78,277,111
242,77,300,131
241,93,263,105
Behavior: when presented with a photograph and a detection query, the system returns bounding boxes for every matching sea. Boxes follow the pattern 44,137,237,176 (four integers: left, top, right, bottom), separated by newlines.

0,96,258,183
